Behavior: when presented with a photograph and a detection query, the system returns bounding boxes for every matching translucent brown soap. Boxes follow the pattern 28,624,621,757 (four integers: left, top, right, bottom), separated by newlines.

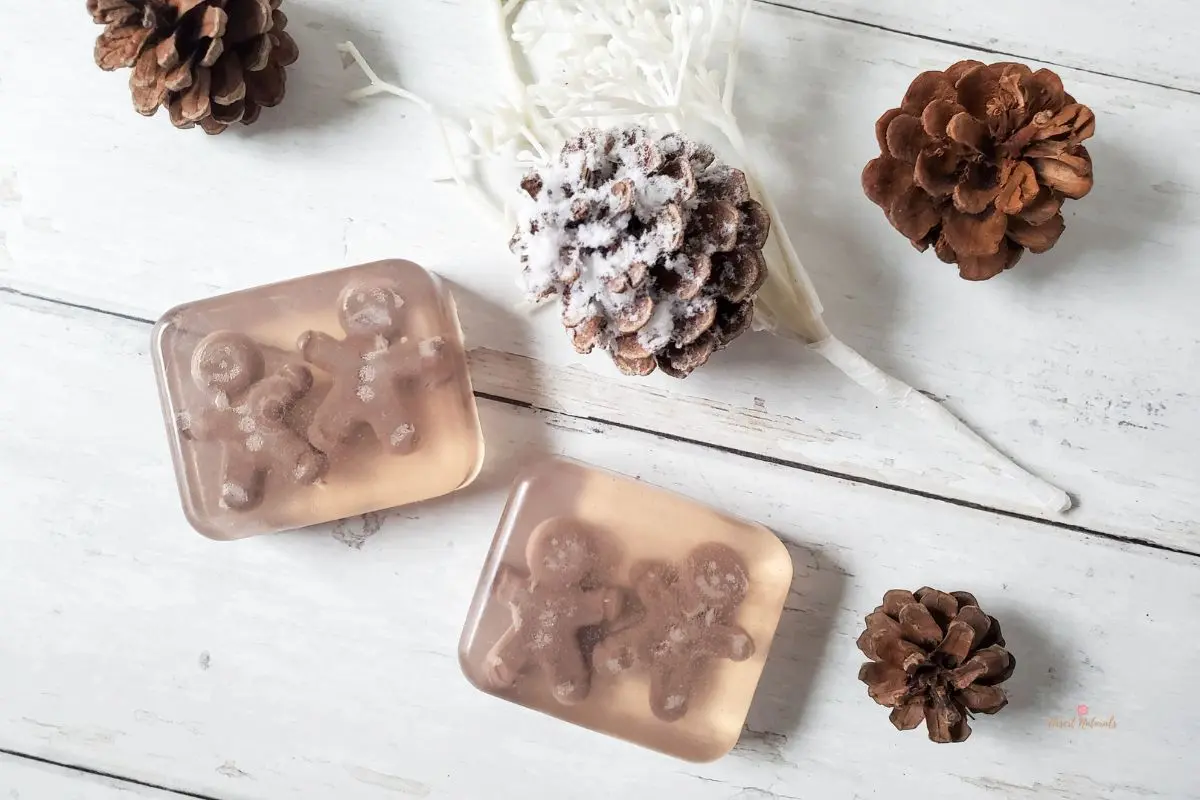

459,457,793,761
153,260,484,539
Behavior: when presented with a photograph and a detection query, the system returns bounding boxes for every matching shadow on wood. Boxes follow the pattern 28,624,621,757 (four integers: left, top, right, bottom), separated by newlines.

241,1,397,137
988,604,1075,725
733,540,847,765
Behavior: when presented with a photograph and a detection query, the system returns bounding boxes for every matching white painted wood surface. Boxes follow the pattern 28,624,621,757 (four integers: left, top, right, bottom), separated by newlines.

771,0,1200,92
2,0,1200,797
0,753,179,799
1,292,1198,799
5,0,1200,549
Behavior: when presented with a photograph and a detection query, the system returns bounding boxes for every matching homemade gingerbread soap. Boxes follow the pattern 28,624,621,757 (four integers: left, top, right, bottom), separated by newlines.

459,457,792,761
153,260,483,539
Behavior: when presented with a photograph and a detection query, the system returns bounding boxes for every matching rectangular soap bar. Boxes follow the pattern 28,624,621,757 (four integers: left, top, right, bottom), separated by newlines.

459,457,793,762
153,259,484,540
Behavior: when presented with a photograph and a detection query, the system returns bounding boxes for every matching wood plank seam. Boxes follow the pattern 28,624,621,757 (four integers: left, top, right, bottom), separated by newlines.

755,0,1200,98
5,285,1196,560
476,391,1200,560
0,748,222,800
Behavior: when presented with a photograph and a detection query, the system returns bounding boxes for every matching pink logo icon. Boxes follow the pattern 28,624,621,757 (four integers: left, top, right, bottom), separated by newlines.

1077,704,1089,716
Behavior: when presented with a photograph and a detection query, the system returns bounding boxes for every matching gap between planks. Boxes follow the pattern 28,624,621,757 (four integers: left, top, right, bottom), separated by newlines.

754,0,1200,98
0,747,222,800
4,285,1197,561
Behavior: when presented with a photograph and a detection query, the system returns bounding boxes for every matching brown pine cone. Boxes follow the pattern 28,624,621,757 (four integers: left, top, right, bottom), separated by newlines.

510,127,770,378
857,588,1015,743
863,61,1095,280
88,0,299,134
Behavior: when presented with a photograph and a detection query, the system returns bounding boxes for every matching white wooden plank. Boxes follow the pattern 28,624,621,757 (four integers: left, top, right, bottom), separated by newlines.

770,0,1200,93
0,753,183,799
2,1,1199,550
1,293,1197,799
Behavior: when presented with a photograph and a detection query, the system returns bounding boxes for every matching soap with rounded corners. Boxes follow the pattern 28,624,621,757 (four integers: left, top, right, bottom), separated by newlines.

153,259,484,539
459,457,793,762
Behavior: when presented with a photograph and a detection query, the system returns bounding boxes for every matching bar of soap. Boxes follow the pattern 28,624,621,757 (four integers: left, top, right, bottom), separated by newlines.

459,457,793,761
153,260,484,539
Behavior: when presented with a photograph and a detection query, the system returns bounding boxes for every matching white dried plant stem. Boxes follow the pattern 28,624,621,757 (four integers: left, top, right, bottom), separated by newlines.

810,336,1072,515
337,41,504,222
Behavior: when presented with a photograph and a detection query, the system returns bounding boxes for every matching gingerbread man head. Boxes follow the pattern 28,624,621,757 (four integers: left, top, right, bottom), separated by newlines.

337,280,406,338
191,331,264,399
525,517,607,589
684,542,750,616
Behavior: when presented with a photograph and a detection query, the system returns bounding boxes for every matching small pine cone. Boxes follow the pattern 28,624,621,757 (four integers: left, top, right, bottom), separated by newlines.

510,127,770,378
863,61,1095,280
857,588,1015,743
88,0,299,134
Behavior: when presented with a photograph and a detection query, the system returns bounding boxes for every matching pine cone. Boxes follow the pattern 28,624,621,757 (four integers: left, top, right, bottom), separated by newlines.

863,61,1095,280
511,127,770,378
857,588,1015,743
88,0,299,134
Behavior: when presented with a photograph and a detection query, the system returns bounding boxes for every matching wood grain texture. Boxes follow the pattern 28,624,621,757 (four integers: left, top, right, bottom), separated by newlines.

1,292,1198,799
0,753,184,799
766,0,1200,92
3,2,1199,551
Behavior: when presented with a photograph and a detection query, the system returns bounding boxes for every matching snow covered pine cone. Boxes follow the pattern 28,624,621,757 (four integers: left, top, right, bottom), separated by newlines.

89,0,299,133
863,61,1095,280
511,128,770,378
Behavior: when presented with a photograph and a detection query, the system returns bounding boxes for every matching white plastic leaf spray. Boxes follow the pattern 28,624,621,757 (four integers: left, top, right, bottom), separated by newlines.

340,0,1071,515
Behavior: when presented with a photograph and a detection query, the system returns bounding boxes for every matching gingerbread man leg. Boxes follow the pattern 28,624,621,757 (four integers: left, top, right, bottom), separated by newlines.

308,406,359,454
270,431,327,485
219,448,263,510
545,644,592,705
483,629,531,690
649,660,701,722
592,628,639,677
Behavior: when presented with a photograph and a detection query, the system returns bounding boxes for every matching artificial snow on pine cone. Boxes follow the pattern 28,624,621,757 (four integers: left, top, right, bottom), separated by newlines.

863,61,1095,280
88,0,299,134
511,127,770,378
858,588,1016,743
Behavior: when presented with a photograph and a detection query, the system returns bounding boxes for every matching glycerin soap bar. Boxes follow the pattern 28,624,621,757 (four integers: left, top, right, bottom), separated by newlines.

153,260,484,540
459,457,792,761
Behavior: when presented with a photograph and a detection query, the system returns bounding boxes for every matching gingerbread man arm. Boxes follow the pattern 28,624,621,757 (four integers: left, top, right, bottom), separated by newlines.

493,565,530,606
296,330,348,373
382,336,447,381
183,407,233,442
700,624,755,661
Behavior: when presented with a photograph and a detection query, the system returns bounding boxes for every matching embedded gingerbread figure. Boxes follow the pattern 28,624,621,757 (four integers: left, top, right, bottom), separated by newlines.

297,281,447,455
183,331,326,510
484,518,624,705
593,542,755,721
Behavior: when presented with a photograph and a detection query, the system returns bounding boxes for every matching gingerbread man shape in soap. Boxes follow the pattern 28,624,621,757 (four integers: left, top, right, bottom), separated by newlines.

594,542,755,721
485,517,624,705
183,331,326,511
297,281,448,455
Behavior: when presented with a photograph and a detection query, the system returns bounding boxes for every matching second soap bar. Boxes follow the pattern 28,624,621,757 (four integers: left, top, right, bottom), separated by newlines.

153,259,484,539
459,457,793,762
